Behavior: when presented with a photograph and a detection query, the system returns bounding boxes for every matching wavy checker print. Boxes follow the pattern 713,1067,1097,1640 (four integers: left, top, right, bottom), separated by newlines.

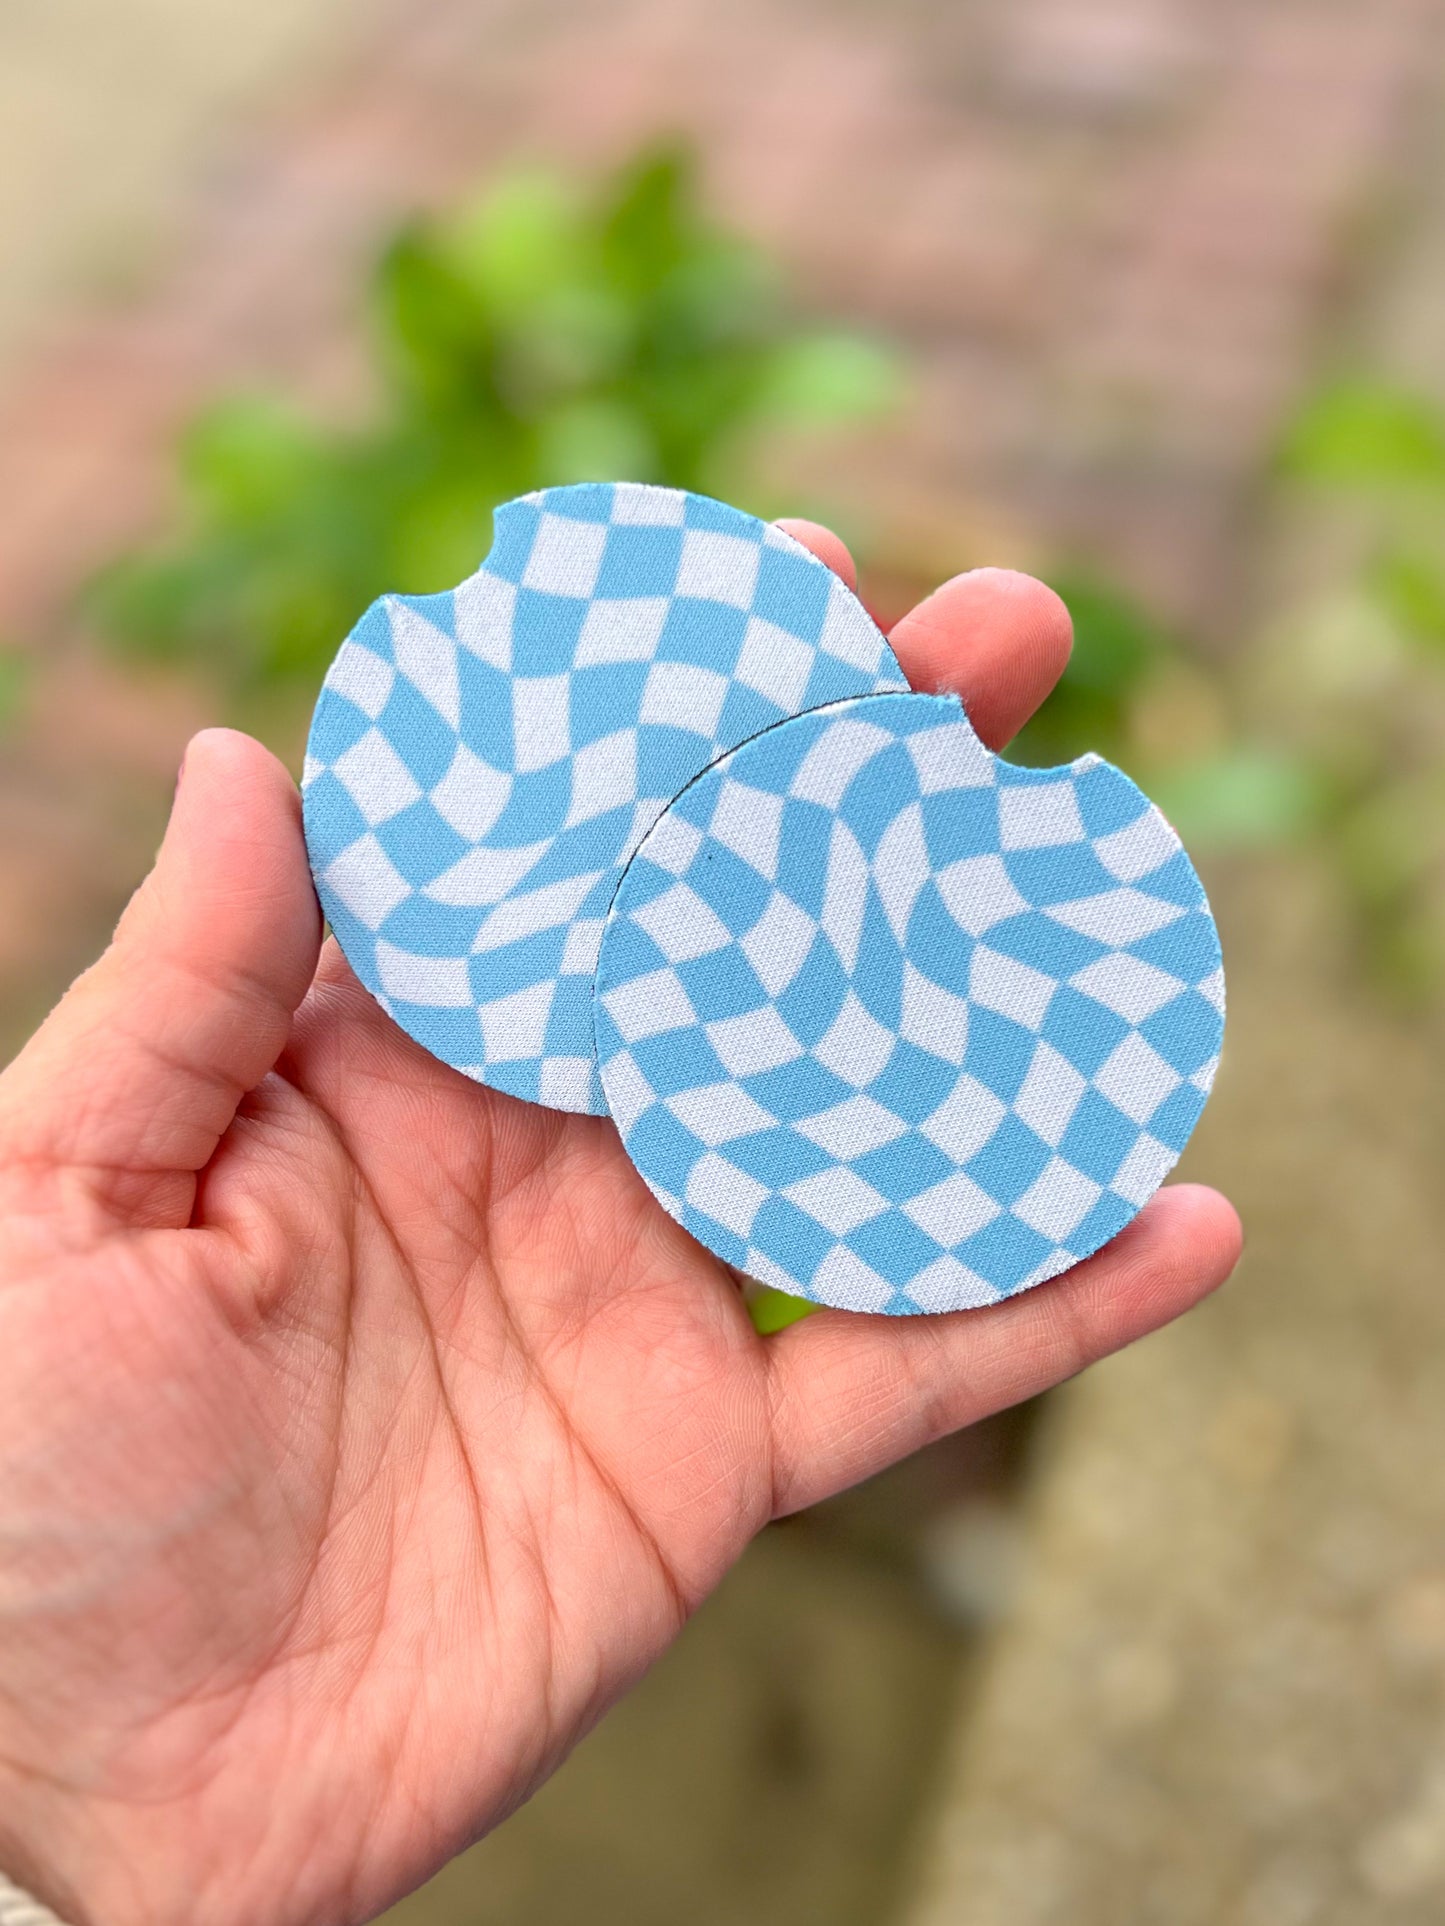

303,483,906,1115
595,693,1224,1315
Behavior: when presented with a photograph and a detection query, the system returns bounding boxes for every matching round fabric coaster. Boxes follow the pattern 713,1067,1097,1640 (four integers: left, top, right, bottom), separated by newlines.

593,692,1224,1315
303,483,905,1116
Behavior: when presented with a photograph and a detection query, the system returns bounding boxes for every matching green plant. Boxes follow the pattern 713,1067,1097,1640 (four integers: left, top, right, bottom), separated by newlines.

1274,376,1445,994
1282,380,1445,650
90,142,898,703
1010,576,1159,770
0,651,29,735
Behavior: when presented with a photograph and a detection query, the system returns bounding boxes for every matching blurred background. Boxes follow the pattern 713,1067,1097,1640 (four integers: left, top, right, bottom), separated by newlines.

6,0,1445,1920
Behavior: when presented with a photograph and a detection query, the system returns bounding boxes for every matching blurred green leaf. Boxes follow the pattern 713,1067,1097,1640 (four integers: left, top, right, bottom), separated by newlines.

0,651,29,731
444,170,581,314
1279,379,1445,487
1149,747,1322,850
1012,575,1168,768
598,142,697,294
760,334,902,424
90,141,900,701
1056,576,1160,693
1371,547,1445,654
747,1287,819,1335
535,398,659,485
179,396,323,521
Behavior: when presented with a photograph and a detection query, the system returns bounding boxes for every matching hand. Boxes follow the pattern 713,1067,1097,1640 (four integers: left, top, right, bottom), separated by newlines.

0,531,1241,1926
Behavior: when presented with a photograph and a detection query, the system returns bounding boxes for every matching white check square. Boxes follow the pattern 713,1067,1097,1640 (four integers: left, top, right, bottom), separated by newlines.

522,512,607,596
998,781,1085,850
675,528,760,608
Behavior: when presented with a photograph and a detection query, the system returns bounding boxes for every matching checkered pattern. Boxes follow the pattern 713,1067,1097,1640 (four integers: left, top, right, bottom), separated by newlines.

302,483,906,1112
594,693,1225,1315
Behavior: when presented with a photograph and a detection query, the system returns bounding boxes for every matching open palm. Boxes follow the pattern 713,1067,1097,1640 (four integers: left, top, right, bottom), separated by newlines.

0,535,1240,1926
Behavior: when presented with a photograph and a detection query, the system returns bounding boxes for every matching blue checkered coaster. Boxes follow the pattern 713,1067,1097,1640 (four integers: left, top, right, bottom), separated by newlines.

593,692,1225,1315
303,484,906,1113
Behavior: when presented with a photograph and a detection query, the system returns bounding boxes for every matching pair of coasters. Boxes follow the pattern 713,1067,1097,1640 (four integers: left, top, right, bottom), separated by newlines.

304,483,1223,1314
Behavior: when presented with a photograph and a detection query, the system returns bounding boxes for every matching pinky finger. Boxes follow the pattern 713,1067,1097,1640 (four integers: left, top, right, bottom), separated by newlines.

763,1184,1242,1517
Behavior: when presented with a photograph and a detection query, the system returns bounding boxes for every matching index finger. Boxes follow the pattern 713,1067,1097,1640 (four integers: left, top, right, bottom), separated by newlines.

775,520,1073,749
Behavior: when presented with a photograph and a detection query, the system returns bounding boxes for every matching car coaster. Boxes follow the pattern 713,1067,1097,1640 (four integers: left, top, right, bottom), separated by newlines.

304,483,1223,1313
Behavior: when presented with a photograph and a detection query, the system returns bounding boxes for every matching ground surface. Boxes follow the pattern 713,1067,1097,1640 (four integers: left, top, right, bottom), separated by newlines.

908,851,1445,1925
905,58,1445,1921
383,1509,964,1926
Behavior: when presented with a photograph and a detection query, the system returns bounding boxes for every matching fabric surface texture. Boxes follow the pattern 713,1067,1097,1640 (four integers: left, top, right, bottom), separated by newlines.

303,482,906,1115
593,693,1223,1314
